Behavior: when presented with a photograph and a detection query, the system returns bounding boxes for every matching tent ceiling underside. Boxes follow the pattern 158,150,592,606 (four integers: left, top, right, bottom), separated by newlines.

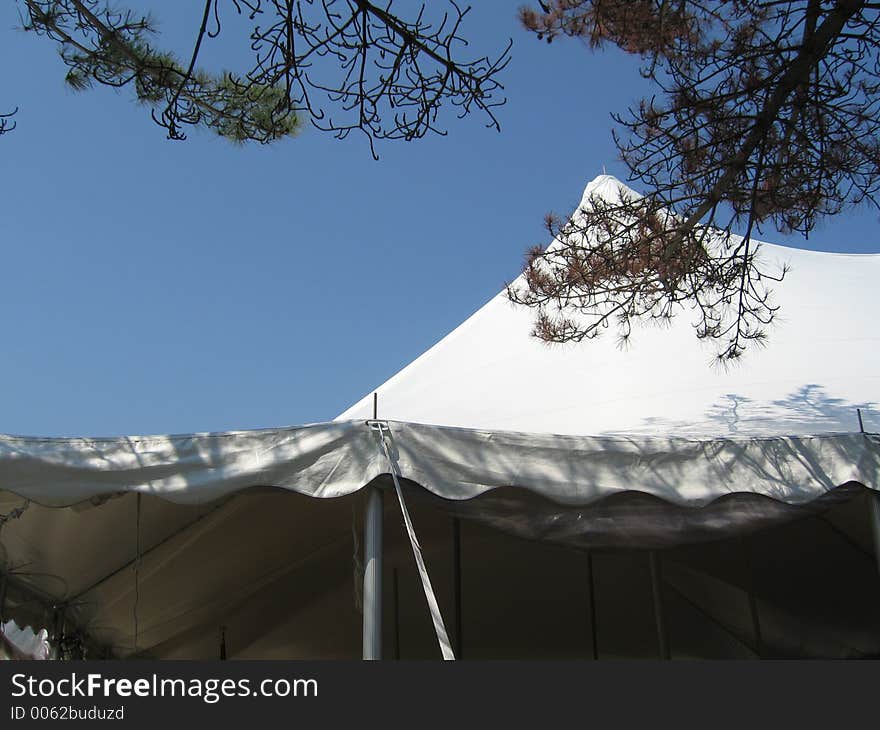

2,482,879,659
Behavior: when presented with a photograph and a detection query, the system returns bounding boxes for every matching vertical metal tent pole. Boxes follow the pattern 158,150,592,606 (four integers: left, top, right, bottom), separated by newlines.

452,517,463,659
648,551,670,660
363,393,384,660
0,572,7,623
51,605,66,661
742,537,763,658
870,493,880,575
858,409,880,576
586,551,598,660
363,484,384,659
392,567,401,660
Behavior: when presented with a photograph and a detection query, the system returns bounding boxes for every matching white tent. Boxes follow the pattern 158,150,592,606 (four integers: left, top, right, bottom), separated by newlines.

0,176,878,659
341,175,880,439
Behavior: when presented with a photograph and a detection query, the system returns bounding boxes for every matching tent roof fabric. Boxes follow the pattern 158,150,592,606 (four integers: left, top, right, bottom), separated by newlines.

340,176,880,438
0,420,875,509
0,175,875,511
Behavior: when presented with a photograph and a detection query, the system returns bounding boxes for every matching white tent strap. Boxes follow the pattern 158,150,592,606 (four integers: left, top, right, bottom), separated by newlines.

369,420,455,661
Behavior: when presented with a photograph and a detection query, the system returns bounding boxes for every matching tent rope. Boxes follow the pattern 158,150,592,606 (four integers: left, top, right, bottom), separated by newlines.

133,493,141,655
368,420,455,661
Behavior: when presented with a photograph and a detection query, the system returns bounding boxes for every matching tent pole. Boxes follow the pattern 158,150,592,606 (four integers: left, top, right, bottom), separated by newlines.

452,517,463,659
870,492,880,576
746,588,763,657
742,537,764,657
648,551,670,660
587,551,598,659
51,605,66,661
363,392,384,660
392,567,400,660
858,409,880,575
362,485,384,660
0,572,7,623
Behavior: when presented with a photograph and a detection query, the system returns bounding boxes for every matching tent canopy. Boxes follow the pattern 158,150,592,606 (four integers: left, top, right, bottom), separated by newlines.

0,176,875,512
341,175,880,438
0,175,877,659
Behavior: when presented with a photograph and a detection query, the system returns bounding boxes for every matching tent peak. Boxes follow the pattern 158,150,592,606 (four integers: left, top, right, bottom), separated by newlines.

580,174,639,208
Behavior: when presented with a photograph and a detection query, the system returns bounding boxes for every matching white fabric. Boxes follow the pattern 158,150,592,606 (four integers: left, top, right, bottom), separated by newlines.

0,422,379,506
0,420,874,508
0,175,875,511
0,620,50,660
339,176,880,438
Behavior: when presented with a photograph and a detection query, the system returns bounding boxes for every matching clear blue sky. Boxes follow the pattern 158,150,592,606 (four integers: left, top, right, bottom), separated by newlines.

2,2,878,437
